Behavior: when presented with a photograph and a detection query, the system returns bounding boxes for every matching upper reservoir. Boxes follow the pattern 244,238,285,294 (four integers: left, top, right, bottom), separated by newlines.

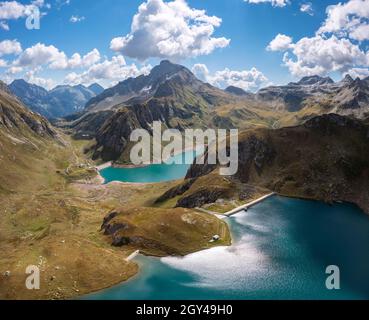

86,196,369,300
99,150,199,183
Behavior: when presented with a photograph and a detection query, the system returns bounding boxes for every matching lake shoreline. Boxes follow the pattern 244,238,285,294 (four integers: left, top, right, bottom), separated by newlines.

83,196,369,300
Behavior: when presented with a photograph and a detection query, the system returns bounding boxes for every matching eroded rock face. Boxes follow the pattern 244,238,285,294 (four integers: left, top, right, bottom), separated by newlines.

176,188,226,208
237,135,276,182
101,211,132,247
186,134,276,183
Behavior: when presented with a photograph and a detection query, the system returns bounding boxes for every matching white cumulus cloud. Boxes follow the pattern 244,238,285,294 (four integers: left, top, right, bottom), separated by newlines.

0,39,22,57
15,43,65,68
64,55,152,86
0,1,33,19
110,0,230,61
6,66,23,74
0,59,7,68
348,67,369,79
192,63,269,91
14,43,101,70
267,34,293,51
282,35,368,77
318,0,369,41
268,0,369,78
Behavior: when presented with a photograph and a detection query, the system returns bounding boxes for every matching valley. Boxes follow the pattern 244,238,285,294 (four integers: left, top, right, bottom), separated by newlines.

1,59,369,300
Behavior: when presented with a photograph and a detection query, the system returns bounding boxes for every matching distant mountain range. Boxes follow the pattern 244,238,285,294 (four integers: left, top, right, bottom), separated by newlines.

254,74,369,118
5,60,369,164
58,60,369,163
9,79,104,119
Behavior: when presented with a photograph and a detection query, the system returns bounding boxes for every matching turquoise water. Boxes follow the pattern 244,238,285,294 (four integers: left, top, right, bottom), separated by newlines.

87,196,369,300
100,150,199,183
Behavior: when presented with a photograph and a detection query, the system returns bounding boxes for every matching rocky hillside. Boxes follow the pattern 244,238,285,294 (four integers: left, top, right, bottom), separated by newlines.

67,61,277,163
9,79,104,119
159,114,369,214
0,80,63,195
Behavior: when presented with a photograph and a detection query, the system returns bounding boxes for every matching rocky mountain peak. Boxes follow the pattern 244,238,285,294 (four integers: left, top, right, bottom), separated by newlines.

88,83,104,95
149,60,192,82
10,79,48,94
342,74,354,85
297,75,334,86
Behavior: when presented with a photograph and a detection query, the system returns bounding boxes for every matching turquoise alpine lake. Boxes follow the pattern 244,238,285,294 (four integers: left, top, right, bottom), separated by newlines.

86,196,369,300
99,150,200,184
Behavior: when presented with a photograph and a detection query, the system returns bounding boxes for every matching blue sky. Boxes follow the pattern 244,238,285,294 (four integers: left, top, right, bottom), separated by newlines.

0,0,369,90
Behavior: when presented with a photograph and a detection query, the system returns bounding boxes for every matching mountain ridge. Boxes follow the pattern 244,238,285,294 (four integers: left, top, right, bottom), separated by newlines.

64,61,369,163
9,79,104,119
255,74,369,117
84,60,233,113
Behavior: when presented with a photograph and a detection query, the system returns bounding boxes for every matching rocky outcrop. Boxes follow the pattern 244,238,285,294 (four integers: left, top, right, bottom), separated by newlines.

176,188,227,208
